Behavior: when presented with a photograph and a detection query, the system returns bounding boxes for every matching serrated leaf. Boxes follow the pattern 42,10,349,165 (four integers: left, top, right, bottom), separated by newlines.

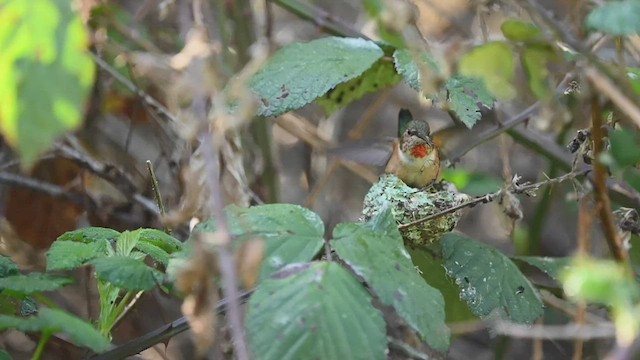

610,129,640,167
445,76,495,128
332,209,450,352
441,233,543,323
501,20,542,42
393,49,439,92
46,240,108,271
0,256,18,278
57,227,120,244
91,256,163,291
199,204,324,280
459,42,515,100
247,262,387,360
138,229,182,253
251,37,383,117
135,241,170,265
409,248,477,323
515,256,571,280
316,58,402,115
116,230,142,256
0,0,95,164
0,273,73,294
0,308,110,352
586,0,640,36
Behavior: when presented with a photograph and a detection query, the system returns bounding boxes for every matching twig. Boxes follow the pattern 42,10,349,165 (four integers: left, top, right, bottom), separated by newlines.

90,290,253,360
271,0,369,39
55,142,159,215
146,160,171,233
387,336,430,360
493,321,616,340
590,96,629,264
0,171,88,206
519,0,640,129
89,52,178,125
398,170,588,231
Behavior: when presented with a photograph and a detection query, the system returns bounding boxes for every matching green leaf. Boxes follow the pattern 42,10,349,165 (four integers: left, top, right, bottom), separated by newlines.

135,241,170,265
501,20,543,42
251,37,383,117
316,58,402,115
409,249,477,323
0,256,18,278
562,257,640,306
628,68,640,96
459,42,515,100
115,230,142,256
138,229,182,253
445,76,495,128
441,233,543,323
0,349,11,360
91,256,163,291
441,169,501,196
0,0,95,164
610,129,640,167
332,210,450,352
246,262,387,360
222,204,324,280
393,49,439,92
0,292,37,316
46,240,108,271
586,0,640,36
57,227,120,244
522,46,554,100
514,256,571,280
0,273,73,293
0,308,110,352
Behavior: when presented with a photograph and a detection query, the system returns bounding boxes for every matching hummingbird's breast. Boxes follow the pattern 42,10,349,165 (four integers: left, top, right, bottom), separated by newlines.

386,142,440,188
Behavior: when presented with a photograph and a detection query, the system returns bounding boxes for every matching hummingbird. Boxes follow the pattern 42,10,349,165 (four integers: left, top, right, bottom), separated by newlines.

332,109,441,188
385,109,440,187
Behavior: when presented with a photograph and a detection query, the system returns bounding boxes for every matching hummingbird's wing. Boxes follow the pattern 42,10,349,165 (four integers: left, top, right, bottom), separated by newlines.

327,138,395,167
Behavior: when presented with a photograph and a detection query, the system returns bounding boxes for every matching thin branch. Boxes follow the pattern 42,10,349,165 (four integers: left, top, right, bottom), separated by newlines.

271,0,369,39
590,96,629,264
0,171,88,205
493,321,616,340
89,52,178,125
146,160,171,233
55,142,159,215
398,170,588,231
90,290,253,360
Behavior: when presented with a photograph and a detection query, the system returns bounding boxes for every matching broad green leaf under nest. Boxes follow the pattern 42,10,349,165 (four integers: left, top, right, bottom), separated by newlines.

246,262,387,360
441,233,544,323
332,209,450,352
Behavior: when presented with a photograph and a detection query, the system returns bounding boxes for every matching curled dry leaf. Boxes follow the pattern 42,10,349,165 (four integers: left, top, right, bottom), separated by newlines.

176,235,220,357
235,237,265,289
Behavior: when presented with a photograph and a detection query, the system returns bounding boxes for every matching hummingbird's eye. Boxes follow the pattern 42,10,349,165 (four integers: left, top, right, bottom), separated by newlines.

408,129,417,136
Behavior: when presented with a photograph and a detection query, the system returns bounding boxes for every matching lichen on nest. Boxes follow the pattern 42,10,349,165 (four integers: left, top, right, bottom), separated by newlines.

361,174,470,247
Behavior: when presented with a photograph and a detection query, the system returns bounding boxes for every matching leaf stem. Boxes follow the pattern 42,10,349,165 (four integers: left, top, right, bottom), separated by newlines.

31,330,52,360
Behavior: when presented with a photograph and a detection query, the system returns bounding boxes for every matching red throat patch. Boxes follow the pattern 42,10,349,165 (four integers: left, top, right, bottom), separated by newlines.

411,144,429,158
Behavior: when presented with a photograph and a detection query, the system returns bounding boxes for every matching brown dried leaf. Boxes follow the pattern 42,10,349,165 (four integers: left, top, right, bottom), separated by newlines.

235,238,265,289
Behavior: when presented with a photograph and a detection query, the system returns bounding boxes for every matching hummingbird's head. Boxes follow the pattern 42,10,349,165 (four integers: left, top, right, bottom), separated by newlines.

398,109,434,159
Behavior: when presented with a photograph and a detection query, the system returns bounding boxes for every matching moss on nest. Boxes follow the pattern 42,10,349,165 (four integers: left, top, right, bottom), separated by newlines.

361,174,470,247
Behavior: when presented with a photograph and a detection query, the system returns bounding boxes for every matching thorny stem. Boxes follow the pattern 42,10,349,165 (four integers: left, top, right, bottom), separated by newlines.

590,96,629,265
398,170,589,231
200,129,250,360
